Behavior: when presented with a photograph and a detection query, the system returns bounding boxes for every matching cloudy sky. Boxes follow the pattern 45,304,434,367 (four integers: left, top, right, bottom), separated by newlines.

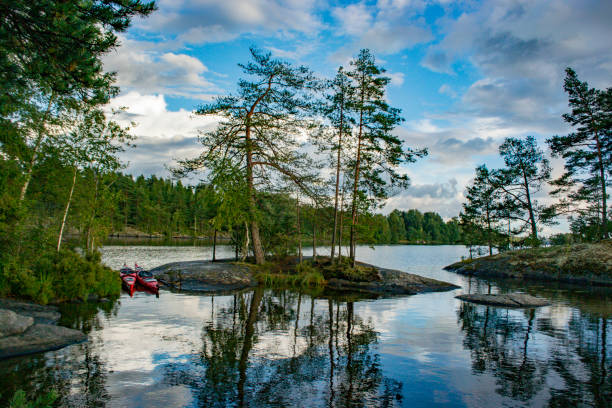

104,0,612,223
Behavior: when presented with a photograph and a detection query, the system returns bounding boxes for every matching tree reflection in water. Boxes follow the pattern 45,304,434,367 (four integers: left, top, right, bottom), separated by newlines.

163,289,402,407
457,302,611,407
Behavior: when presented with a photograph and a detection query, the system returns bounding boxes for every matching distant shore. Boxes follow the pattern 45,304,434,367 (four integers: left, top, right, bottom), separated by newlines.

444,240,612,286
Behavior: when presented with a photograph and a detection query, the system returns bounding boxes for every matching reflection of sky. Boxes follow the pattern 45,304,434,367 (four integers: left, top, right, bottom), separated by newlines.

3,245,609,407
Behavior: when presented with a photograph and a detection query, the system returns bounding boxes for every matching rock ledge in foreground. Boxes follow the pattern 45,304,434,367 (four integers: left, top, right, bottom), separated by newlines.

456,293,550,308
0,298,86,360
151,260,258,293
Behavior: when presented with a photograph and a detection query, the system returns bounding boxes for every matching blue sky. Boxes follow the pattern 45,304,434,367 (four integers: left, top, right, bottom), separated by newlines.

104,0,612,225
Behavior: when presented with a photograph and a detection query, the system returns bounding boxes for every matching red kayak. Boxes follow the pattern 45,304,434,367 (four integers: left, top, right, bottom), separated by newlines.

119,265,136,296
134,264,159,294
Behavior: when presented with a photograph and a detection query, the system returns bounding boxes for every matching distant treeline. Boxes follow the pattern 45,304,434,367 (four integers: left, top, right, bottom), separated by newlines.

105,173,464,246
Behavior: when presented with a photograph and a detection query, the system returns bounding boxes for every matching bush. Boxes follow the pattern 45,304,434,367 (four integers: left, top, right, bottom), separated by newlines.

7,389,57,408
253,261,326,288
322,256,379,282
0,249,120,304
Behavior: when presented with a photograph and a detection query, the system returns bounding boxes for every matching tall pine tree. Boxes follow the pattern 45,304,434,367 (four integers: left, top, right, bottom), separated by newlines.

547,68,611,240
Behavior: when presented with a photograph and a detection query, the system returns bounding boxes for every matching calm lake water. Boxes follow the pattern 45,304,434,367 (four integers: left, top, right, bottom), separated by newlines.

1,245,610,407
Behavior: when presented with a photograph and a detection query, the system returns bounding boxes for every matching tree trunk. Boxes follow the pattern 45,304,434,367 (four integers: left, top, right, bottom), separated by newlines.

86,171,100,254
20,94,55,201
297,195,302,264
245,124,265,264
338,184,345,260
486,204,492,256
57,166,78,252
212,228,217,262
594,132,608,239
312,205,317,261
241,221,249,262
522,173,538,242
349,87,366,263
330,101,345,262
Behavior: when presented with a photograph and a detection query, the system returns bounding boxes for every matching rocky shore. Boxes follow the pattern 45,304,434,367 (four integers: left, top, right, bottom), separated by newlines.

0,299,86,360
445,241,612,286
151,260,258,293
151,258,459,296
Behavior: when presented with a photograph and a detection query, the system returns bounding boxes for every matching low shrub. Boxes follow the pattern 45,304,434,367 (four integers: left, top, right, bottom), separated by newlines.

254,261,326,288
0,249,120,304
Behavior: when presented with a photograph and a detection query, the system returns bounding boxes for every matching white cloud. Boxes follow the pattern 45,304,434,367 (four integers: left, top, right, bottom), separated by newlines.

106,92,220,177
438,84,457,98
420,0,612,135
140,0,322,45
387,71,405,86
331,1,433,56
104,37,220,98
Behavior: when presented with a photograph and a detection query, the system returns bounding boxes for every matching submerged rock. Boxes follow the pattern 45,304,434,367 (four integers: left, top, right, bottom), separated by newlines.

456,293,550,308
0,298,86,360
151,260,258,293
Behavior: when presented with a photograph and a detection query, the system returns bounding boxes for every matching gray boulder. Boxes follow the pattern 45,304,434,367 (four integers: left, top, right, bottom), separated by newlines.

0,309,34,337
0,323,86,360
0,298,60,324
151,260,257,293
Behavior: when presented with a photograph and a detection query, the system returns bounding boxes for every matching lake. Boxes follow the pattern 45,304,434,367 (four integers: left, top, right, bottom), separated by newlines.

1,245,610,407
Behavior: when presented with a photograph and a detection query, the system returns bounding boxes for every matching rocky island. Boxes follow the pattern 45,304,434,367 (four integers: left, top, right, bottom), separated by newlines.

151,257,460,296
444,240,612,286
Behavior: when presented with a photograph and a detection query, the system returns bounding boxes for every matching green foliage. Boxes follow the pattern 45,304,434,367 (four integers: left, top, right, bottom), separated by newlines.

252,260,326,288
0,249,120,304
547,67,611,241
321,256,379,282
7,389,57,408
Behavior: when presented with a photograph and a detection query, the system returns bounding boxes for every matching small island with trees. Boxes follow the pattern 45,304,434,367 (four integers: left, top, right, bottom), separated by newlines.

1,0,610,308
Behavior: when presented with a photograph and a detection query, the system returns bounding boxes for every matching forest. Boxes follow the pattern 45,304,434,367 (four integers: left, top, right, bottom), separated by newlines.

0,0,610,303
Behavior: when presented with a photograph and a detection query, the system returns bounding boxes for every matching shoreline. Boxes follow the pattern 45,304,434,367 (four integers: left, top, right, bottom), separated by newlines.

151,256,460,296
444,241,612,286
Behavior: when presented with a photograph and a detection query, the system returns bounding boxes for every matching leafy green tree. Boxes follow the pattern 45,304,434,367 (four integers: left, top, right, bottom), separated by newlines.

176,48,319,264
496,136,553,244
1,0,155,202
52,108,133,251
547,68,611,240
346,49,426,263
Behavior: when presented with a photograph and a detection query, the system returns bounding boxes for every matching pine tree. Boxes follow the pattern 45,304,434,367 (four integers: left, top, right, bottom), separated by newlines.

547,68,611,240
175,48,319,264
462,165,501,255
346,49,426,264
496,136,554,245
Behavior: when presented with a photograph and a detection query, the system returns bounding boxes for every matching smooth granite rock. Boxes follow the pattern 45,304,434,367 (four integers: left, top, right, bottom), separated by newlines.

0,298,86,360
0,309,34,337
0,323,86,359
0,298,60,324
456,293,550,308
327,266,460,295
151,260,258,293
